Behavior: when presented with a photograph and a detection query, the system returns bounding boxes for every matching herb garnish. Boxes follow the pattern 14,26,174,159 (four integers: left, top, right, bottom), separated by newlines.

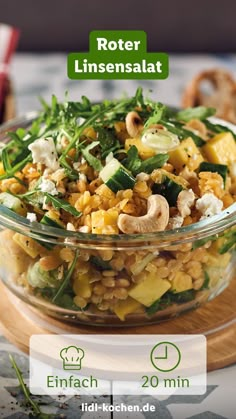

44,193,82,217
122,145,169,175
176,106,216,122
52,249,79,303
81,141,103,171
9,354,56,418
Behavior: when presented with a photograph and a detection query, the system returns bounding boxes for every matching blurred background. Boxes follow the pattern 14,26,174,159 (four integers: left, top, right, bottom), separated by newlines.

1,0,236,115
1,0,236,52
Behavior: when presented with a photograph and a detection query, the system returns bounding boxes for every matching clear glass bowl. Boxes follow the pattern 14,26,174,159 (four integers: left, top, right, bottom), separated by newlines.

0,114,236,326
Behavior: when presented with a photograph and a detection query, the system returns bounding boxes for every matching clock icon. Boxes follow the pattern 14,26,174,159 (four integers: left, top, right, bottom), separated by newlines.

150,341,181,372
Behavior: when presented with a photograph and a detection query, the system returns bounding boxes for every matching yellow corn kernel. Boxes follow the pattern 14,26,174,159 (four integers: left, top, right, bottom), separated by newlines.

168,137,204,171
202,132,236,165
171,272,193,293
12,233,43,258
125,138,156,160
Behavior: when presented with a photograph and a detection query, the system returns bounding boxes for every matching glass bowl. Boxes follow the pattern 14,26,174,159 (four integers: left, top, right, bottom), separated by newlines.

0,114,235,326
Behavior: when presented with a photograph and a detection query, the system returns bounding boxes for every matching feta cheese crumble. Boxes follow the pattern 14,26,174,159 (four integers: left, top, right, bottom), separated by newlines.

28,137,60,171
26,212,37,222
39,178,58,196
196,193,223,220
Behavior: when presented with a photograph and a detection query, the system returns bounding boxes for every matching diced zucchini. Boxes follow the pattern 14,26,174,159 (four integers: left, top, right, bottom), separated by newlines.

202,132,236,165
99,158,135,193
152,170,188,206
40,210,65,228
168,137,204,171
38,210,64,250
0,192,27,216
128,274,171,307
199,162,228,185
113,297,143,321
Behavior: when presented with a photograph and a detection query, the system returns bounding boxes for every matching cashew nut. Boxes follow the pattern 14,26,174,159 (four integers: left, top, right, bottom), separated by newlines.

125,111,143,138
118,194,169,234
177,189,195,218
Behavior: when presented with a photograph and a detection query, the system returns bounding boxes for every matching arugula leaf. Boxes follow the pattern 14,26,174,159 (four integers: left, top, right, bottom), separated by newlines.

122,147,168,176
0,154,32,180
53,294,85,310
81,141,103,171
204,120,236,141
96,127,120,158
146,294,172,316
59,103,114,162
135,86,145,107
200,271,210,290
122,145,142,174
218,230,236,254
1,147,12,172
192,235,218,250
146,290,196,316
170,289,195,303
7,131,24,146
45,193,82,217
144,103,165,128
52,250,79,303
176,106,216,122
138,153,169,174
90,256,112,271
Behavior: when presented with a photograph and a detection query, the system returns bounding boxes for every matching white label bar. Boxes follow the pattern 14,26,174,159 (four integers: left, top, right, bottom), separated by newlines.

30,334,206,395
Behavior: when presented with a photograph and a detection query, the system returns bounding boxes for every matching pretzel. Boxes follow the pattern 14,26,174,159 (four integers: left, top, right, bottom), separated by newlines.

182,69,236,123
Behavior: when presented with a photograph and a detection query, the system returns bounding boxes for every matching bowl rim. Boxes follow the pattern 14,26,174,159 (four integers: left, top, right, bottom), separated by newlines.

0,112,236,250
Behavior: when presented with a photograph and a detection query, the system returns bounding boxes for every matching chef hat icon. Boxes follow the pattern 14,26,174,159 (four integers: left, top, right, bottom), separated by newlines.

60,346,85,370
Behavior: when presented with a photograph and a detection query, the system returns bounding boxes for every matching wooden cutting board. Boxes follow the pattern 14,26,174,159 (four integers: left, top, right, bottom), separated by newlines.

0,280,235,371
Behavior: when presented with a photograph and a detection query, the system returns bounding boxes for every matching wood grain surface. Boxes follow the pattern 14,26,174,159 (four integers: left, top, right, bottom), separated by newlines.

0,280,235,371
